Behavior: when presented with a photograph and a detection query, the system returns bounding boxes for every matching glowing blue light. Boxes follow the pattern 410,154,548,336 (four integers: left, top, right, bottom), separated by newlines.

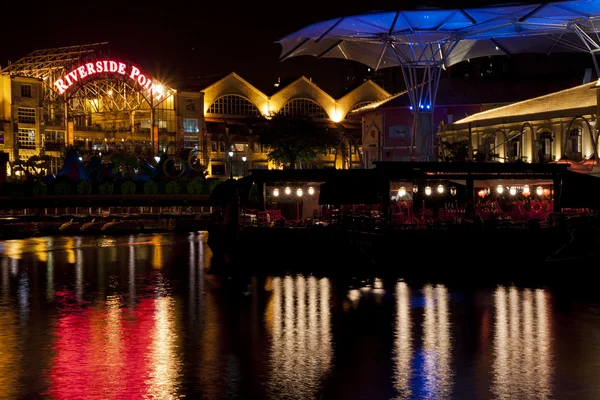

426,104,430,110
409,106,413,110
419,104,424,109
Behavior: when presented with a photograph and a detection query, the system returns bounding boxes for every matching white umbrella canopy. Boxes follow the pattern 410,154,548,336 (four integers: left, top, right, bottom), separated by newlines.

279,1,600,69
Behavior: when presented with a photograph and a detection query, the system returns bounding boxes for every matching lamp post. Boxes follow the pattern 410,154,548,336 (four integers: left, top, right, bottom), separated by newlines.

228,150,234,180
242,155,247,177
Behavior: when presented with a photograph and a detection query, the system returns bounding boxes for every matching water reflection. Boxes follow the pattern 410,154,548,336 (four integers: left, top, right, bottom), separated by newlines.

419,284,452,399
267,275,332,399
0,258,22,399
393,281,412,399
492,286,553,399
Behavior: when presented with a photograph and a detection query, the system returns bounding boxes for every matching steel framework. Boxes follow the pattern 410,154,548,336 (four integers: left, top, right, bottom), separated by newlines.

2,42,172,122
278,1,600,160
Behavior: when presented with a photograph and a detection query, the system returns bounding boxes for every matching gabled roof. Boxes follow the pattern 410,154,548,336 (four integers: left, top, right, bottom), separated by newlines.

274,75,336,102
349,90,409,116
454,80,598,125
202,72,269,100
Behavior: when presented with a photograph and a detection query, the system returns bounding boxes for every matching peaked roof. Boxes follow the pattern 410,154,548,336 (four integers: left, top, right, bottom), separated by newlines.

202,72,269,100
338,79,390,102
454,80,598,125
275,75,336,102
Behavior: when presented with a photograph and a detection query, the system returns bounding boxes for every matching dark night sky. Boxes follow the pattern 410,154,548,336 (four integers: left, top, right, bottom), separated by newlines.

0,0,593,95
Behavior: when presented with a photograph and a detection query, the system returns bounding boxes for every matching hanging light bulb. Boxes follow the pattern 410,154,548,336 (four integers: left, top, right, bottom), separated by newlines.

308,186,315,195
450,186,457,196
296,188,303,197
509,187,516,196
398,186,406,197
523,185,530,194
536,186,543,196
273,188,279,197
497,185,504,194
437,184,444,194
285,186,291,195
413,185,418,193
425,186,432,196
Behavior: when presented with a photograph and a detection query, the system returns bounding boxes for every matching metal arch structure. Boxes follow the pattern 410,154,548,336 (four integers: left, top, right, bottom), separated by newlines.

279,1,600,160
1,42,175,120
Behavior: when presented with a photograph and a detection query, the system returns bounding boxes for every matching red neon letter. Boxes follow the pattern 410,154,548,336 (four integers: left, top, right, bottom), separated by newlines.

137,74,147,86
103,61,109,72
54,79,69,94
86,63,96,75
95,61,103,73
67,70,79,84
109,61,118,73
129,66,140,80
117,63,126,75
77,66,87,79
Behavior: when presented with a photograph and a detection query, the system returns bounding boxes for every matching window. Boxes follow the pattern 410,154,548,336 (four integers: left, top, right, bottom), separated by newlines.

569,127,583,161
211,163,225,175
0,131,4,144
211,141,218,152
183,118,199,133
18,107,36,124
183,136,197,149
219,141,225,152
281,98,326,118
207,95,260,116
507,132,521,161
21,84,32,98
185,99,196,112
18,128,36,149
538,131,553,162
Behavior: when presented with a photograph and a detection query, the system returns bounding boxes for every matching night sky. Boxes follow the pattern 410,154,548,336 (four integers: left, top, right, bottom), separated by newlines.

0,0,592,96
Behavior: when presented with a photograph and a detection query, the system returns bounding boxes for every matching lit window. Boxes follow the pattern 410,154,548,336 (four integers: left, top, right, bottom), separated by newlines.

208,95,260,116
183,118,199,133
281,98,326,118
18,128,36,149
21,84,32,98
18,107,36,124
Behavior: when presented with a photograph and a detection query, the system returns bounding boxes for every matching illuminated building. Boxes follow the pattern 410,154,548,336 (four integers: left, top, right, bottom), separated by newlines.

194,72,389,177
0,43,390,179
0,43,203,174
438,80,600,174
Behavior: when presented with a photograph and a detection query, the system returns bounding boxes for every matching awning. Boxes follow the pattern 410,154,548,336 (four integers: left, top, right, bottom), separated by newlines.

560,170,600,209
225,118,244,125
341,123,360,130
205,117,224,123
318,175,379,205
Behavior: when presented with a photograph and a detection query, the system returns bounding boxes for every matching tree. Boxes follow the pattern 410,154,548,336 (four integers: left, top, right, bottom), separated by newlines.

253,112,337,169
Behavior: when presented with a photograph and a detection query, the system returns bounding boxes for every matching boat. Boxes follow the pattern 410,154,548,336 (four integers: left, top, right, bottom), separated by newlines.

80,218,107,233
58,218,85,233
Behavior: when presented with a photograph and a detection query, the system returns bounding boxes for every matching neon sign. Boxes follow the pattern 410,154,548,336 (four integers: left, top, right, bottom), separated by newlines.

54,60,166,100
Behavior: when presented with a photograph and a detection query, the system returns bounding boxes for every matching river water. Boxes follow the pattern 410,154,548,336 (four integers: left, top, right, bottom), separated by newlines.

0,232,599,399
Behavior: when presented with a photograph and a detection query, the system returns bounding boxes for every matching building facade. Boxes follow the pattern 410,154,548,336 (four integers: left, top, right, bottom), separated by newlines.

438,81,600,174
200,73,390,177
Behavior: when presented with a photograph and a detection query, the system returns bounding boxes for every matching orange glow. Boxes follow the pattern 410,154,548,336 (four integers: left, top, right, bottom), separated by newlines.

478,189,486,198
54,60,166,101
151,235,163,269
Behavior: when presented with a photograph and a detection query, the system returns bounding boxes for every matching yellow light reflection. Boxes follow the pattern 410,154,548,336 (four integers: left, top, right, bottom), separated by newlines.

394,281,412,399
147,290,182,398
128,244,135,307
267,275,332,399
3,240,24,260
151,235,163,269
492,286,553,399
421,284,452,399
64,237,76,264
33,237,49,263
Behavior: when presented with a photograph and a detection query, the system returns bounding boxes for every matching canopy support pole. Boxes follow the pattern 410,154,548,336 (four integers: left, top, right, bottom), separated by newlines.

383,38,459,161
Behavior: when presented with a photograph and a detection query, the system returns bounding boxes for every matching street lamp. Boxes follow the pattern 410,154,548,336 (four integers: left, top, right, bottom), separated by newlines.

228,150,234,179
241,155,247,177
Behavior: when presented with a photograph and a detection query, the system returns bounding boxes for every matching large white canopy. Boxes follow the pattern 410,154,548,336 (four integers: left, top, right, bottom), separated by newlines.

279,1,600,69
